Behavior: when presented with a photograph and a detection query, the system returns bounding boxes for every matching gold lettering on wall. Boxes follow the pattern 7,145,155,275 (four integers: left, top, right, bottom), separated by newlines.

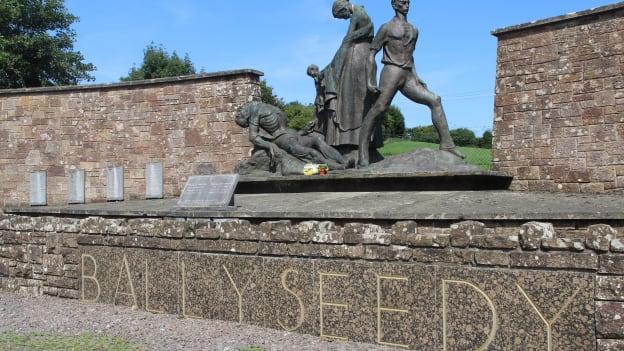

376,274,410,349
81,254,101,303
516,284,581,351
180,261,201,319
277,269,305,332
114,254,138,309
442,280,498,351
319,272,349,341
222,264,257,323
144,261,163,314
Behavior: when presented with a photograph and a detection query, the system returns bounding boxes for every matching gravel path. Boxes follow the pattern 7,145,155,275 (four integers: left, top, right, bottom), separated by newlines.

0,292,402,351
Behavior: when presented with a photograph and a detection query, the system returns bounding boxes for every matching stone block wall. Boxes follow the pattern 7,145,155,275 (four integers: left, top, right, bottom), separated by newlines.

2,213,624,349
492,3,624,192
0,70,262,206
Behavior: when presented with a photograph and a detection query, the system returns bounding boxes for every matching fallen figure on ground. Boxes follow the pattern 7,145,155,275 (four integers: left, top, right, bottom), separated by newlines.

235,101,347,176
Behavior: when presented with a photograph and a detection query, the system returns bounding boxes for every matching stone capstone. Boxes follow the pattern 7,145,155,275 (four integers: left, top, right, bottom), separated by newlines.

519,222,556,250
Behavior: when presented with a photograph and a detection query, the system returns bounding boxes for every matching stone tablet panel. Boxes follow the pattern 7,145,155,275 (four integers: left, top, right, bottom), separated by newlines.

68,169,85,204
106,166,124,201
145,163,163,200
80,247,595,350
30,171,47,206
177,175,238,208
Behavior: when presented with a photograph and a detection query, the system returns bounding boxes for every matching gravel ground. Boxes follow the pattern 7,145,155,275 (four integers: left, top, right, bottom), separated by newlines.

0,292,402,351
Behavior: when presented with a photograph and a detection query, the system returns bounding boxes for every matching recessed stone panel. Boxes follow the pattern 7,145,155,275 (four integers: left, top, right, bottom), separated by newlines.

261,258,318,336
438,267,595,351
81,247,180,315
79,246,596,349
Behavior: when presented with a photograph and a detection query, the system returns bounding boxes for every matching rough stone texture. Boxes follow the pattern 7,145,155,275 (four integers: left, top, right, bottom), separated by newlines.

475,251,510,267
343,223,391,245
493,6,624,192
0,216,79,297
601,254,624,275
450,221,484,248
519,222,556,250
0,71,261,206
597,276,624,301
365,148,481,173
510,252,599,270
588,224,620,252
597,302,624,338
3,214,624,349
599,339,624,351
542,238,585,252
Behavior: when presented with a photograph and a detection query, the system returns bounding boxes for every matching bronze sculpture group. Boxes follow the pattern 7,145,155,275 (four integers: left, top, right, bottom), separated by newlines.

236,0,464,175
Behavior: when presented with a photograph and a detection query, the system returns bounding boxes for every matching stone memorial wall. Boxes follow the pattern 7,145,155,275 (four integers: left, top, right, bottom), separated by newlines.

1,213,623,350
0,70,261,207
492,3,624,193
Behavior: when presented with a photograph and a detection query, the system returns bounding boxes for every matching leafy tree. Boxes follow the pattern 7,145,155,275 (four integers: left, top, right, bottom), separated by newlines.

259,80,285,109
450,128,478,147
283,101,315,130
0,0,95,88
121,43,195,81
382,105,406,139
478,130,493,149
410,125,440,144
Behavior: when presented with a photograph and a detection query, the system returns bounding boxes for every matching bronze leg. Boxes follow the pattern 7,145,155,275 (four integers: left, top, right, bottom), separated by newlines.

358,65,404,167
400,73,456,150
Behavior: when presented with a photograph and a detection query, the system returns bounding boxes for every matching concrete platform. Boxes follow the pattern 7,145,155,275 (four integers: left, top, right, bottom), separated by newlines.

5,190,624,221
237,171,512,193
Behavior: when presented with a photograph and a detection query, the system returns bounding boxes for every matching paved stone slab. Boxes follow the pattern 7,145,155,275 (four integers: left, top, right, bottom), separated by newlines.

8,191,624,221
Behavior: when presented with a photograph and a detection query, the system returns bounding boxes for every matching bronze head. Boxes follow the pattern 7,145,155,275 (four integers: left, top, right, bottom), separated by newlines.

306,64,320,78
391,0,410,15
332,0,352,19
235,102,256,128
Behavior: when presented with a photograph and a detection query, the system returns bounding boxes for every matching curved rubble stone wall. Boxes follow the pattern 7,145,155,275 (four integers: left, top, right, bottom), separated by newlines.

493,4,624,193
1,214,623,350
0,70,261,207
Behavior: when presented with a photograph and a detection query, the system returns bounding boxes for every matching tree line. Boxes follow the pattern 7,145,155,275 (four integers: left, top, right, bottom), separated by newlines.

262,80,492,148
0,0,195,88
409,125,492,149
261,80,407,140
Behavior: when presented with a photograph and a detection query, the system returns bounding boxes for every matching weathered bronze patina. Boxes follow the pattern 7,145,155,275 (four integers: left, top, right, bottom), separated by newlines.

235,101,346,176
308,0,382,164
358,0,464,166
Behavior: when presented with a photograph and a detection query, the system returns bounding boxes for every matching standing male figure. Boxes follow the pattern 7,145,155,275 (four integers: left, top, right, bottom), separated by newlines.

358,0,464,167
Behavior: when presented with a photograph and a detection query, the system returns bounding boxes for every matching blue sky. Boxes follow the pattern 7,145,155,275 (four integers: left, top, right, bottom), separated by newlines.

65,0,615,133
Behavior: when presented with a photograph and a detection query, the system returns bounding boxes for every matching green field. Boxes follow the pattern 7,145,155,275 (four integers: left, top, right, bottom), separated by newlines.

0,333,141,351
379,139,492,170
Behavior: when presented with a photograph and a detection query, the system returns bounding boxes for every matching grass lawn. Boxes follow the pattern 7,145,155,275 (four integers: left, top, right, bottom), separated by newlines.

0,333,142,351
379,139,492,170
